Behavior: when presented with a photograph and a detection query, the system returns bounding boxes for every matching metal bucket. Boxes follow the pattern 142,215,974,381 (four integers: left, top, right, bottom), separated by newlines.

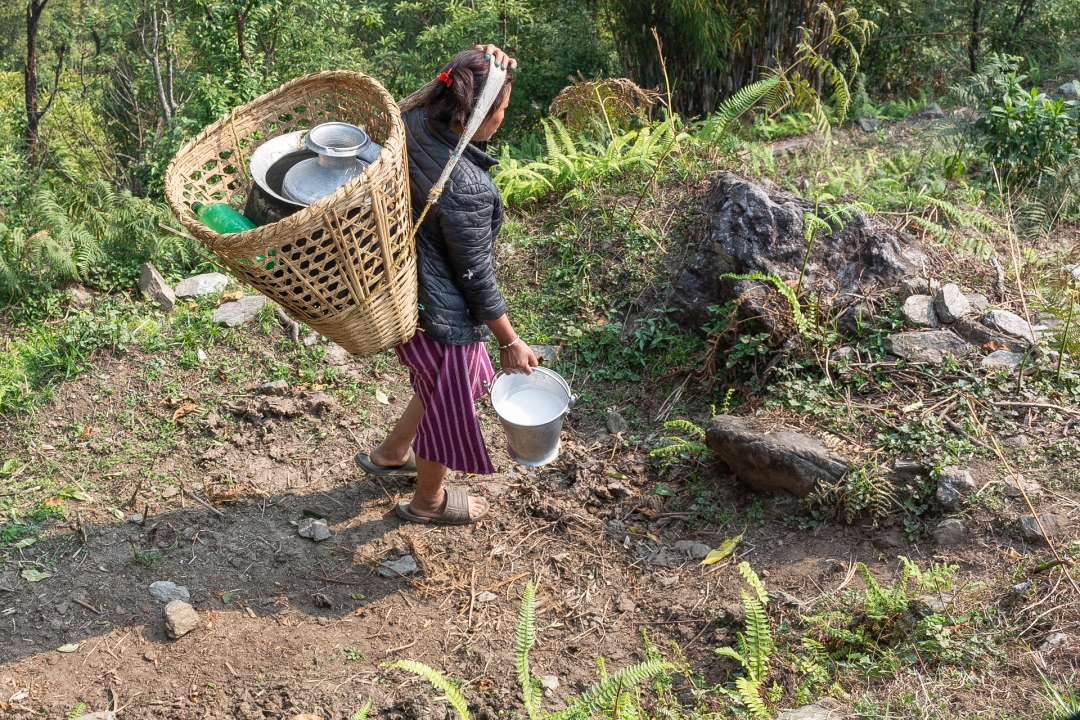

490,367,575,467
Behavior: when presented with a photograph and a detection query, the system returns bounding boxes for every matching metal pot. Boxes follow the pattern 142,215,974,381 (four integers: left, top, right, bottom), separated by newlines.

281,122,380,206
489,367,576,467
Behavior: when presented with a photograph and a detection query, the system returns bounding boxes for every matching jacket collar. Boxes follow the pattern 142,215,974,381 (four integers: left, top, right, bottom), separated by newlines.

421,111,499,172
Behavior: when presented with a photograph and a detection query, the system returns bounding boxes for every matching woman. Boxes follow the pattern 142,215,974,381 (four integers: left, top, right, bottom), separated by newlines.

354,44,537,525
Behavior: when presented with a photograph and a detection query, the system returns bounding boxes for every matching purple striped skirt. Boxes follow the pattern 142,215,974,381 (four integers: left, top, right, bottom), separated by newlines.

395,331,496,475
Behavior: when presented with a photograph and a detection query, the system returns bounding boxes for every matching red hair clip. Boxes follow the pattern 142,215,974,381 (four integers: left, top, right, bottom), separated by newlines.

437,70,453,87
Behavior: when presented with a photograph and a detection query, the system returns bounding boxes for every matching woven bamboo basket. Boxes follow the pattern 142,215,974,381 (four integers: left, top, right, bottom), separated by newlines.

164,71,416,357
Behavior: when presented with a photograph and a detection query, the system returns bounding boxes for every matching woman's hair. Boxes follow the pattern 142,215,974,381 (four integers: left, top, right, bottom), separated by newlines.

424,48,514,128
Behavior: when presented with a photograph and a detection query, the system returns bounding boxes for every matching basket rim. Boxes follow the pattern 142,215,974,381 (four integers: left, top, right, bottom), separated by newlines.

164,70,404,248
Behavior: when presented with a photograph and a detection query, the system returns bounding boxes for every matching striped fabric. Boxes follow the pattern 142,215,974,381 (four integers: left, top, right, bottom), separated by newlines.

395,330,496,475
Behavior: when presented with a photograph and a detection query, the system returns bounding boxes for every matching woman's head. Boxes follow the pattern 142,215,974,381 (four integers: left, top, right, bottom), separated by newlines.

425,48,514,138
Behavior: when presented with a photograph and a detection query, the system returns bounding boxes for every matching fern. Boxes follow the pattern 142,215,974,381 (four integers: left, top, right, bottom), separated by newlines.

546,658,672,720
385,660,471,720
716,562,774,719
698,77,781,141
349,700,373,720
67,703,86,720
516,580,541,720
722,271,810,336
649,419,710,461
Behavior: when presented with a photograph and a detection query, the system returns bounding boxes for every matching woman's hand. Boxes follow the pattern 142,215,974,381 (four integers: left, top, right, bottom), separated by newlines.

475,43,517,70
500,340,538,375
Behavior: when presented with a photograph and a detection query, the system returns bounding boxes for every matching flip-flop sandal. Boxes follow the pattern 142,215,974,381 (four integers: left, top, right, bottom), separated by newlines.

355,450,418,477
395,487,489,526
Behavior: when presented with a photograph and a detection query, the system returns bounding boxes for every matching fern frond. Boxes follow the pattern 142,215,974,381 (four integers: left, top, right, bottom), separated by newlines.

700,76,780,141
349,700,373,720
546,658,672,720
738,561,769,606
516,580,541,720
735,677,769,719
385,660,471,720
662,419,705,439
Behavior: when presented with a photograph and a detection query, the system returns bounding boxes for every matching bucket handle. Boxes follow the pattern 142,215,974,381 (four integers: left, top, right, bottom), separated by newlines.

486,370,577,409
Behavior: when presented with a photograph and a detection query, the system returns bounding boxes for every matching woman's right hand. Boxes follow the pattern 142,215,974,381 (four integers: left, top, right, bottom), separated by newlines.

500,340,538,375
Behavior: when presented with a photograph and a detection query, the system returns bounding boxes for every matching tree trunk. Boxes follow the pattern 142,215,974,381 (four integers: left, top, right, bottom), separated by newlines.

24,0,47,160
968,0,982,73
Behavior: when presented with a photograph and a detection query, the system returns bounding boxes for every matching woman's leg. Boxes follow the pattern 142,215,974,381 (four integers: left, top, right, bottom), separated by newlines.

407,457,486,519
369,395,423,467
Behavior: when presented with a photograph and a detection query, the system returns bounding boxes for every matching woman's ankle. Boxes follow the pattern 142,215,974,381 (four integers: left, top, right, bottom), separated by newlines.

370,444,410,467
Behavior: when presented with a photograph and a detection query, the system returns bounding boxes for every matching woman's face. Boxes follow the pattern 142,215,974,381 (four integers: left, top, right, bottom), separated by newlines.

473,86,512,141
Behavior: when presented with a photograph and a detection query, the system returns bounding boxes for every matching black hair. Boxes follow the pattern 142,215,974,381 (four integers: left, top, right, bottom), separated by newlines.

425,48,514,128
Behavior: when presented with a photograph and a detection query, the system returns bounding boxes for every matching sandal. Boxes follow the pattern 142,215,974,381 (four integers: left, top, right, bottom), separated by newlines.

395,487,489,525
355,450,417,477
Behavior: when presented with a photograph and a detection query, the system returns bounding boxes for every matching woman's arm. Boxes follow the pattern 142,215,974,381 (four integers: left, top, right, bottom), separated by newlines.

485,314,538,375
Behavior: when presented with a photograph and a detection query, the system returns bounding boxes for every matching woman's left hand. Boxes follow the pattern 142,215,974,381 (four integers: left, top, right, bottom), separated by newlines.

475,43,517,70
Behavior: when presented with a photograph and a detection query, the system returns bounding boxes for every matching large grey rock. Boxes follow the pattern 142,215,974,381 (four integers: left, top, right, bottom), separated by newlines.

1019,514,1067,543
149,581,190,603
918,103,945,119
950,318,1027,353
981,350,1025,370
705,415,850,497
212,295,269,326
164,600,200,639
934,519,967,547
882,330,971,362
983,310,1036,343
936,467,976,510
777,698,853,720
900,295,939,328
175,272,230,298
379,555,419,578
1060,81,1079,100
138,263,176,312
669,173,925,333
934,284,971,323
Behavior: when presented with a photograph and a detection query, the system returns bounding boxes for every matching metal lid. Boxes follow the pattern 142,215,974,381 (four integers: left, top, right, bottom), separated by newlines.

304,122,370,158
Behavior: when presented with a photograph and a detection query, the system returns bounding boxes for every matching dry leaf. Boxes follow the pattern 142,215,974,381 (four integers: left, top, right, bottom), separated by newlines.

21,568,51,582
172,401,199,421
43,497,64,508
375,389,389,404
628,526,660,543
56,644,79,653
701,534,743,566
216,290,245,305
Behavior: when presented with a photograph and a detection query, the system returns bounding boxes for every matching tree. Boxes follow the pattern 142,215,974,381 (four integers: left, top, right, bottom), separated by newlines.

24,0,66,163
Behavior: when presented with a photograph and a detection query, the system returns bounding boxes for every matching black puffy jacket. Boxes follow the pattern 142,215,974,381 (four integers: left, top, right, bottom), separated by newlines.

404,106,507,346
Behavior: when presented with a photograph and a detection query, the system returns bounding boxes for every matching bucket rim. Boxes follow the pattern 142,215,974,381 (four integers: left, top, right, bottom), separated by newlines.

489,366,573,427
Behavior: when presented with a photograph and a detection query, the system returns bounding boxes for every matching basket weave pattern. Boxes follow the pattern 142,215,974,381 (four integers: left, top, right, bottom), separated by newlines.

164,71,416,357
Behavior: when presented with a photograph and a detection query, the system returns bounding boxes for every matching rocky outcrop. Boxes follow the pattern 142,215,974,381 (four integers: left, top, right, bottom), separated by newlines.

670,173,925,333
705,415,851,497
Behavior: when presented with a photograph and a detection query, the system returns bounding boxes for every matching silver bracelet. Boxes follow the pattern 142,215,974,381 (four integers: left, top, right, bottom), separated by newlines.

499,337,521,350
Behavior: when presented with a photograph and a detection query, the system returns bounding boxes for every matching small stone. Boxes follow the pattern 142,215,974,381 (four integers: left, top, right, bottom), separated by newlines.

898,277,930,302
65,283,94,308
297,517,331,542
661,576,679,588
936,467,976,510
1002,474,1043,499
882,330,971,362
552,553,570,563
302,331,323,347
324,342,351,365
196,348,208,362
163,600,200,639
777,698,853,720
606,408,630,435
532,344,562,364
75,713,117,720
1019,514,1066,543
1040,632,1069,651
129,514,144,524
981,350,1025,370
900,295,939,328
476,591,497,602
916,593,954,613
212,295,269,327
615,593,637,613
143,650,157,662
857,117,880,132
933,284,971,324
378,555,418,578
983,310,1036,343
951,318,1027,353
1060,81,1079,100
933,518,967,546
1000,581,1032,609
832,346,857,363
917,103,945,119
673,540,712,560
260,379,289,396
161,485,179,499
174,272,230,298
149,581,190,603
540,676,559,692
965,294,989,315
1003,434,1030,447
138,263,176,312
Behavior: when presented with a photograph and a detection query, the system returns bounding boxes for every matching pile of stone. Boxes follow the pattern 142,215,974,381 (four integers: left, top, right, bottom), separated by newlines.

887,277,1048,367
137,262,268,327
